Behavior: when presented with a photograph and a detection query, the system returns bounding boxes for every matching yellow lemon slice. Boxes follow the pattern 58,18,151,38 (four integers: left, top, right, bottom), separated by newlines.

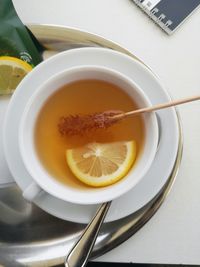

0,56,32,94
66,140,136,187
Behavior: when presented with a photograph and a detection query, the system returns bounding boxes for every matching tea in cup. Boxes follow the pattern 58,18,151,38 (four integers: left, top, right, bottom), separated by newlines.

19,65,158,204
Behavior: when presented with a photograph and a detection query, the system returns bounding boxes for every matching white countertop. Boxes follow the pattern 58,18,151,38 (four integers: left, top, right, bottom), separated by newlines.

12,0,200,265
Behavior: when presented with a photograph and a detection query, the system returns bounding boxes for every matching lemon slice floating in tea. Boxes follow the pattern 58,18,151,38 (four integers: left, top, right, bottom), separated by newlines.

66,140,136,187
0,56,32,94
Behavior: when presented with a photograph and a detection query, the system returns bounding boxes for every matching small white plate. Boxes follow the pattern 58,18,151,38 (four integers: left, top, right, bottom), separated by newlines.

3,48,179,223
0,96,14,187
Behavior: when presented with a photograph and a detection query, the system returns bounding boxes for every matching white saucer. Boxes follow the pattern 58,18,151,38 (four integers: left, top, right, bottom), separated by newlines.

3,48,179,223
0,96,15,187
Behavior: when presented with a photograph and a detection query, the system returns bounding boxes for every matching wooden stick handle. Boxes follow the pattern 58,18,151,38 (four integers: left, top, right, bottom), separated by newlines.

113,95,200,119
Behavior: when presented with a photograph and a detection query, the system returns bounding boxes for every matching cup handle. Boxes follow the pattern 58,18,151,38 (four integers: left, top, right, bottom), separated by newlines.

22,182,42,202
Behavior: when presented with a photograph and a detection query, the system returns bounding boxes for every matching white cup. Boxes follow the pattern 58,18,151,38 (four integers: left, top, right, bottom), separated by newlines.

19,65,158,204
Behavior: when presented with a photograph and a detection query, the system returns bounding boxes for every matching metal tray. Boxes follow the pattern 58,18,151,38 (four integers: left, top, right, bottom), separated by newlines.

0,24,183,267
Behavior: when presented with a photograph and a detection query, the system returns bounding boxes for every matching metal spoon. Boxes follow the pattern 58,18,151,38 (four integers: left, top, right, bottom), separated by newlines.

65,201,111,267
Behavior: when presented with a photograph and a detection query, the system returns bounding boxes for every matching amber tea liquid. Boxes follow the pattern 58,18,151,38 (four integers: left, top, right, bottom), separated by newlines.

35,79,145,189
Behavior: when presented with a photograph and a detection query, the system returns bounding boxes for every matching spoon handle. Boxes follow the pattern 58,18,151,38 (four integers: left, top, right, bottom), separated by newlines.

65,202,111,267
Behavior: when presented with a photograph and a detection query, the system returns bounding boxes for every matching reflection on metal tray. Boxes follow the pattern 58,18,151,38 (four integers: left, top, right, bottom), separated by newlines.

0,24,183,267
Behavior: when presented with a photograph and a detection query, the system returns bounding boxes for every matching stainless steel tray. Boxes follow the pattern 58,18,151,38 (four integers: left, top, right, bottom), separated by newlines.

0,24,183,267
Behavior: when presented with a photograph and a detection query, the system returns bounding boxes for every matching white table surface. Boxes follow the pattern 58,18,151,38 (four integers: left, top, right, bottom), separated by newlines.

11,0,200,265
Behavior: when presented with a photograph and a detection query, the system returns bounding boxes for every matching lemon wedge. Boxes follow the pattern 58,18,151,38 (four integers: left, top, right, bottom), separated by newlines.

0,56,32,94
66,141,136,187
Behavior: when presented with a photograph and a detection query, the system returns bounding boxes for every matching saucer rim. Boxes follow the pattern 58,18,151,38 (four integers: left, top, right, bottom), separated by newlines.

3,47,179,223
